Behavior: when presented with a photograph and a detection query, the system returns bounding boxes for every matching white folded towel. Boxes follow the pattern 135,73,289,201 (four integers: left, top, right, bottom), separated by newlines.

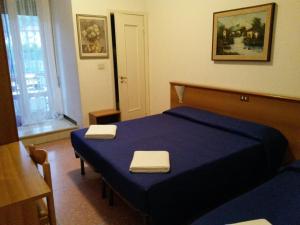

129,151,170,173
85,125,117,139
228,219,272,225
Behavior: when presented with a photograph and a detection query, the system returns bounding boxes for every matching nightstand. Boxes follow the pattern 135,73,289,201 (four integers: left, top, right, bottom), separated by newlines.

88,109,121,125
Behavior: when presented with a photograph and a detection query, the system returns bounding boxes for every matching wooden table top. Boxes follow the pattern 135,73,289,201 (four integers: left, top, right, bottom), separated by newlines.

89,109,121,117
0,142,51,208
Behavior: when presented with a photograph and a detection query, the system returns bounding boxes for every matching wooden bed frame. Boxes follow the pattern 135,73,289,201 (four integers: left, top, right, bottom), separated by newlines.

75,82,300,225
170,81,300,161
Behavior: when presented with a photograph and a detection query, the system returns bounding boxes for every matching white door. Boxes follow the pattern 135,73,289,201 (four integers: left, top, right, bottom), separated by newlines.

114,12,147,121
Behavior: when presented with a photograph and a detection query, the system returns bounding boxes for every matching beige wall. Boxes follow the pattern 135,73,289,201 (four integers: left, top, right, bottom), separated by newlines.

69,0,300,124
146,0,300,114
70,0,146,126
51,0,82,125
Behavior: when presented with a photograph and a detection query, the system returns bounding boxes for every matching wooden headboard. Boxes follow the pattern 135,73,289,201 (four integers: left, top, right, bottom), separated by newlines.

170,81,300,161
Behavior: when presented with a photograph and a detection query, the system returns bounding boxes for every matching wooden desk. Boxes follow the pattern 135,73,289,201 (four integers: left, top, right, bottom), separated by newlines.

0,142,51,225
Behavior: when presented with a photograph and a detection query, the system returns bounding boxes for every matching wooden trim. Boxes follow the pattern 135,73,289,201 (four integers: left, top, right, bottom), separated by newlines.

213,3,275,17
211,3,275,61
89,109,120,117
0,15,18,144
170,81,300,102
170,81,300,161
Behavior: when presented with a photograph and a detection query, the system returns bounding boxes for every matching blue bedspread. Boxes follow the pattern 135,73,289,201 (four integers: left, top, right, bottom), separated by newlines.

191,161,300,225
71,107,287,225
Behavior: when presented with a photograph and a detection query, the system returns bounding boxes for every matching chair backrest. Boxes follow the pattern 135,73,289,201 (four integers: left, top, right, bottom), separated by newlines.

29,145,48,165
28,145,57,225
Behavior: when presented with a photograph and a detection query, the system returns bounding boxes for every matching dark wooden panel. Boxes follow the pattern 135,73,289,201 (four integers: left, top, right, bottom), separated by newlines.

170,81,300,161
0,16,19,144
0,0,4,14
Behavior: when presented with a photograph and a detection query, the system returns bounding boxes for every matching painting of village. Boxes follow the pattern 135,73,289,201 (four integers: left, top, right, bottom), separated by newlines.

217,12,266,56
212,4,275,61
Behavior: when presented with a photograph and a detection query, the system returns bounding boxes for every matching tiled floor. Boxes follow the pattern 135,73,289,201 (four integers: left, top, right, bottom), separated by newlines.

18,118,77,138
38,139,142,225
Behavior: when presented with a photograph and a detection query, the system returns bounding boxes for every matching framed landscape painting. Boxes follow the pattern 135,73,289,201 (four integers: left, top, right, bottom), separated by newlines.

76,14,109,59
212,3,275,61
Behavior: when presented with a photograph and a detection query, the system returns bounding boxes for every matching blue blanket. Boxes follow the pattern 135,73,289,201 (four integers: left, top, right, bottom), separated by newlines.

191,161,300,225
71,107,287,224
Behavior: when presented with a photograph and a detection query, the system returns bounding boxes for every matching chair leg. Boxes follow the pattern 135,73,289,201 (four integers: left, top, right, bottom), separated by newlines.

80,159,85,175
47,193,57,225
44,164,57,225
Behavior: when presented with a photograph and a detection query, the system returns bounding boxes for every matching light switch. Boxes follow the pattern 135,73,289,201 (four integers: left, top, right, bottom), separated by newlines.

97,64,105,70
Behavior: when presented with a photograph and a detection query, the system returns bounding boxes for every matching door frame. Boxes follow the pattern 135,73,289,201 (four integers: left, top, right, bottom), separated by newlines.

107,10,150,118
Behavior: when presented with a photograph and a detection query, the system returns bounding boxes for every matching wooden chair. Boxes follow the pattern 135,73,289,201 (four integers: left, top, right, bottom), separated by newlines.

28,145,57,225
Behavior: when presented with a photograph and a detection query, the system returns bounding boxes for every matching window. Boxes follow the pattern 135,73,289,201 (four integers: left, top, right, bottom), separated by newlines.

2,0,62,126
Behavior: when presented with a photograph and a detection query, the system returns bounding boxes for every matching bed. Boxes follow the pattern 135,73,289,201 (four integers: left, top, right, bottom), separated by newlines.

190,160,300,225
70,82,300,225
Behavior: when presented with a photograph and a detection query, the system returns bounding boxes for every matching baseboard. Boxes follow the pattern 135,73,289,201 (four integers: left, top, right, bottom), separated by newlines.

21,127,77,146
63,114,77,125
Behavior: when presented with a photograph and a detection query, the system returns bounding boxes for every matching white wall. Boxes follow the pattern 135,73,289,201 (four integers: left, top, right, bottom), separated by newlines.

146,0,300,114
66,0,300,123
51,0,82,125
70,0,146,126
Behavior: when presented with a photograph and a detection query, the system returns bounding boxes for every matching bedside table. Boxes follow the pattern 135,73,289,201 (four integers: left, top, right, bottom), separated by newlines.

89,109,121,125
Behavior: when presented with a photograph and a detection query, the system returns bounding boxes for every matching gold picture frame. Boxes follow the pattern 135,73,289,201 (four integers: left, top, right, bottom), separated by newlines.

76,14,109,59
212,3,275,61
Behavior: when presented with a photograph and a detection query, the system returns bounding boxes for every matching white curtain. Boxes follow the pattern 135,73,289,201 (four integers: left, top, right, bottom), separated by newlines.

2,0,62,126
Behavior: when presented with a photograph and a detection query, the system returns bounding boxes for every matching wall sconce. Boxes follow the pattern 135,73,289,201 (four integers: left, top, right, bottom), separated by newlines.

174,85,185,103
